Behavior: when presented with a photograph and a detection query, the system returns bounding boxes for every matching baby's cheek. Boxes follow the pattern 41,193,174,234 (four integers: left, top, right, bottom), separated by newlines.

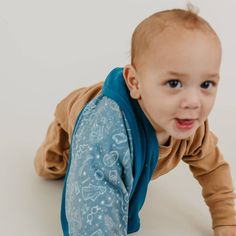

205,102,215,116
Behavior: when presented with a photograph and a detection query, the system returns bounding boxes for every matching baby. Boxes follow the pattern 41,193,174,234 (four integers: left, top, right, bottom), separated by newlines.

34,6,236,236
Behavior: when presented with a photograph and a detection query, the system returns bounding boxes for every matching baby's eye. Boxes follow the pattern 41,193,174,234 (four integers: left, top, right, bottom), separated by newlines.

166,80,182,88
200,81,215,89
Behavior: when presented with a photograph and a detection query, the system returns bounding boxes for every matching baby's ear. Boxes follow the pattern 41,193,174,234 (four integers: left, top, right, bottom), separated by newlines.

123,65,141,99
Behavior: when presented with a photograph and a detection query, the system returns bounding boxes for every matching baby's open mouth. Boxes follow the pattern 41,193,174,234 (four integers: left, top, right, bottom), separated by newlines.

175,118,195,130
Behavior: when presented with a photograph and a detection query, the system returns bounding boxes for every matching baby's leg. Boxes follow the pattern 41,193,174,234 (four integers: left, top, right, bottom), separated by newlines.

34,118,70,180
34,81,103,180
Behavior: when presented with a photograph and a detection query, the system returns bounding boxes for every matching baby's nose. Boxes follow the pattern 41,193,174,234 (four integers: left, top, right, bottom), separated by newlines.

180,91,201,110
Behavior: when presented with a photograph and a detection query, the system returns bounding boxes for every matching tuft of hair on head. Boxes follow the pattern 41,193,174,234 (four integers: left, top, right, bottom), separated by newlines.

182,1,201,25
186,1,199,15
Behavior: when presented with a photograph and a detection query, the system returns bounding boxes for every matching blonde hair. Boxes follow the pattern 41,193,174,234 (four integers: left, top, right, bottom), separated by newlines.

131,4,219,67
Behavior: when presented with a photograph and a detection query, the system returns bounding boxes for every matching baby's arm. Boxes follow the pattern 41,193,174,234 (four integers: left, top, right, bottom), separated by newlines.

61,96,133,236
182,121,236,230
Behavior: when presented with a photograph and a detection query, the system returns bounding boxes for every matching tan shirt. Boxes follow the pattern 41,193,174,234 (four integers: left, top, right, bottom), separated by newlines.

34,81,236,229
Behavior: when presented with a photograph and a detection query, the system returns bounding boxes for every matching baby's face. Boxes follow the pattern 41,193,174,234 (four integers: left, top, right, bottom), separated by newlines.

131,26,221,140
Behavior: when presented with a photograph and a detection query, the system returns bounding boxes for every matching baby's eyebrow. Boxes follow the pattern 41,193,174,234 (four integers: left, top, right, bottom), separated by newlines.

206,73,220,79
165,71,220,79
201,73,220,82
165,71,188,77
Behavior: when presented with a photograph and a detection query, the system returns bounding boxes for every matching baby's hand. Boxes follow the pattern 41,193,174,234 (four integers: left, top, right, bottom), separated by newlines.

214,226,236,236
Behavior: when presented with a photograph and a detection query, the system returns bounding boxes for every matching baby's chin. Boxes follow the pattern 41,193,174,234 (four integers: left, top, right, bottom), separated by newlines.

169,126,199,140
171,132,194,140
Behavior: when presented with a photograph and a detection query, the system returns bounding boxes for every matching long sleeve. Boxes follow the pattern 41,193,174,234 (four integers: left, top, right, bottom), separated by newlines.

61,95,134,236
182,120,236,228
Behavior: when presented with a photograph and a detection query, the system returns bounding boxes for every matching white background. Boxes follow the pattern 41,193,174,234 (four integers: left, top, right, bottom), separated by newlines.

0,0,235,235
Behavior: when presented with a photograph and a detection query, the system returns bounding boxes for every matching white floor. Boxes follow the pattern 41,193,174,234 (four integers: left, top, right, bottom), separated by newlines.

0,103,235,236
